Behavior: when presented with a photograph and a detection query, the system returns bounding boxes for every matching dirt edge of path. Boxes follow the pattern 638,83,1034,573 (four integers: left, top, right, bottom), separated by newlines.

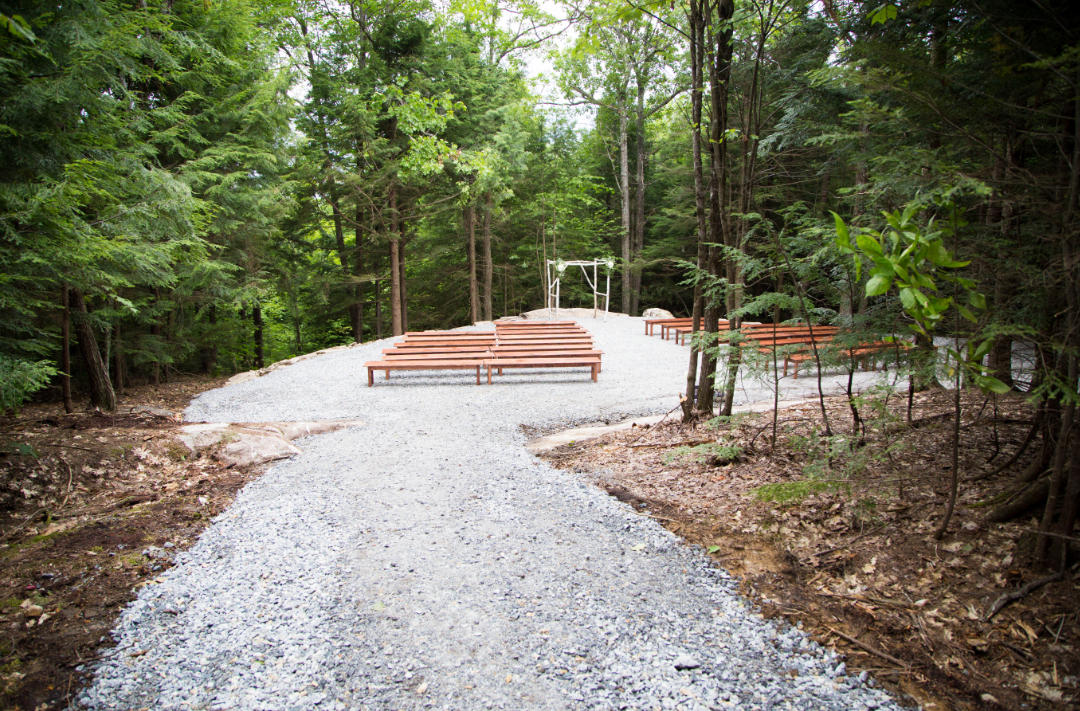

0,377,268,711
539,390,1078,711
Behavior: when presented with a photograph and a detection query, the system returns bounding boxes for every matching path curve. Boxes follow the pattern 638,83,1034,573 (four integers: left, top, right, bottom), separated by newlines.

79,318,903,711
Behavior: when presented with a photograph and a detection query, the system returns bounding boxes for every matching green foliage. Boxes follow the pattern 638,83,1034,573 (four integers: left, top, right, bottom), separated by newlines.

832,189,1008,394
662,442,742,466
0,356,57,414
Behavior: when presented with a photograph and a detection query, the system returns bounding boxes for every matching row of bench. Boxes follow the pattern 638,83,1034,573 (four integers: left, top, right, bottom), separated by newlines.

643,317,903,378
364,321,602,386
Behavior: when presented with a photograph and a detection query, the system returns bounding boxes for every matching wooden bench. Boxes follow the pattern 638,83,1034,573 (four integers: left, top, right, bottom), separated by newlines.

671,320,762,345
783,340,910,378
644,317,691,336
382,345,494,355
494,320,577,327
382,351,491,361
482,356,601,384
497,333,588,340
389,339,495,349
365,358,486,386
489,348,604,374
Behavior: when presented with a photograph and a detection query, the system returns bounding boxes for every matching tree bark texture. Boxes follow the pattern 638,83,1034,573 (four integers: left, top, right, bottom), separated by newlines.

113,316,124,394
69,289,116,412
352,205,364,343
483,191,493,321
61,284,72,413
698,0,736,415
631,74,647,316
253,304,264,369
619,92,631,315
202,304,218,373
389,182,403,336
683,0,707,421
467,203,479,324
399,237,408,333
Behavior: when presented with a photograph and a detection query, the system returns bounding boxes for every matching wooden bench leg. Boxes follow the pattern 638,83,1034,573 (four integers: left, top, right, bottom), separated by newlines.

592,363,598,382
368,367,374,387
487,364,493,385
476,365,481,385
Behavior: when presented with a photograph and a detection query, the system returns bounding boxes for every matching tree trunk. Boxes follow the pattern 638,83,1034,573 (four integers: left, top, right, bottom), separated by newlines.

683,0,707,422
60,284,72,413
698,0,736,416
631,74,647,316
987,476,1050,523
113,316,123,394
351,206,364,343
202,304,218,373
389,182,403,336
619,92,631,315
331,192,356,340
69,289,116,412
483,191,493,321
253,304,264,369
467,202,479,324
399,237,408,333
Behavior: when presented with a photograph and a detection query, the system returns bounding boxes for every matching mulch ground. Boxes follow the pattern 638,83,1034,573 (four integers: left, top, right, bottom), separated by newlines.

0,376,254,711
542,389,1078,711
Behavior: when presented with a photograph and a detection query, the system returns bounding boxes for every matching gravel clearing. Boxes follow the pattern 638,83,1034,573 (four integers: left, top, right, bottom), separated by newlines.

78,317,907,711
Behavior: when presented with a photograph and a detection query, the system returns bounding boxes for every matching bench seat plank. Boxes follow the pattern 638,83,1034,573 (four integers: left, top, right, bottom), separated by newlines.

483,356,601,384
364,359,484,386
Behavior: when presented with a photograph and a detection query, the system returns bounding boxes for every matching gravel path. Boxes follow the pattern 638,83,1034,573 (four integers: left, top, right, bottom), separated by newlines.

78,317,906,711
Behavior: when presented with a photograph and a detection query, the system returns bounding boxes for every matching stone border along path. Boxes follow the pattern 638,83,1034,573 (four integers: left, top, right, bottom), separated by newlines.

78,317,905,711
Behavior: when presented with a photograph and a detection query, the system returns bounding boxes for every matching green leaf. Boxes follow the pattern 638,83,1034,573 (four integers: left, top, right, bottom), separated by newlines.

707,545,721,554
866,274,892,296
978,376,1012,394
969,292,986,310
957,304,977,323
971,339,993,361
1,14,36,43
832,212,851,246
899,287,917,310
856,233,884,257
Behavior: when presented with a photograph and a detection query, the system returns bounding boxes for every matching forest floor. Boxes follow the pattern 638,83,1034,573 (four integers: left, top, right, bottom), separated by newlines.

0,376,1076,710
0,375,249,711
541,389,1079,711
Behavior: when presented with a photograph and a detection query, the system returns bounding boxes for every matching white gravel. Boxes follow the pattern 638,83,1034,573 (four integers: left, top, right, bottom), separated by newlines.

77,317,907,711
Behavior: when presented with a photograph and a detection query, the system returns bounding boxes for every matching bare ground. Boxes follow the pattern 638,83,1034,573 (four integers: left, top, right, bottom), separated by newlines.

0,377,253,711
541,389,1079,711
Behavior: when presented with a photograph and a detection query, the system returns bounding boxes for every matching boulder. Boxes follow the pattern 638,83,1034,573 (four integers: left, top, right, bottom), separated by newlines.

642,308,675,319
175,420,364,468
215,435,302,468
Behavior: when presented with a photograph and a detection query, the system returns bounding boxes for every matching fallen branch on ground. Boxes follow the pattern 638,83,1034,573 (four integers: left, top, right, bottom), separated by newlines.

825,626,909,668
985,570,1065,621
